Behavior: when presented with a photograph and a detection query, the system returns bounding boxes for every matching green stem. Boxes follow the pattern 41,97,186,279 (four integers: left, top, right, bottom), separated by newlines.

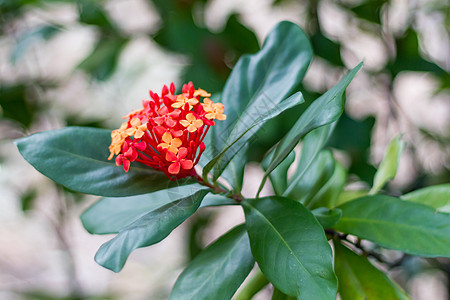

235,268,269,300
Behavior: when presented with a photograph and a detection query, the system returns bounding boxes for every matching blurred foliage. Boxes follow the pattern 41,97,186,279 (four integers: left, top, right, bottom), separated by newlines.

1,0,449,298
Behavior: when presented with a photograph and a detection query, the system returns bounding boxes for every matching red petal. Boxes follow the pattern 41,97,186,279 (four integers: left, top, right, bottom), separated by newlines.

170,82,175,94
135,141,146,151
123,159,130,172
166,150,178,162
115,155,124,166
125,147,138,161
168,162,180,174
161,85,168,96
171,130,183,137
178,147,188,159
154,126,166,136
181,159,193,170
166,118,177,128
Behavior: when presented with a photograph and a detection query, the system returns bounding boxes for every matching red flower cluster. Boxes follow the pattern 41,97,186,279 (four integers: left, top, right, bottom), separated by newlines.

108,82,226,180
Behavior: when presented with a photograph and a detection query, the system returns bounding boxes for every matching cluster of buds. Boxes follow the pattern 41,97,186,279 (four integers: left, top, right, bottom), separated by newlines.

108,82,226,180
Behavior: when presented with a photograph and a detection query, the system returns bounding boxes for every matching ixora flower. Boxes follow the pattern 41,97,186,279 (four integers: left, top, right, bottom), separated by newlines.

108,81,226,179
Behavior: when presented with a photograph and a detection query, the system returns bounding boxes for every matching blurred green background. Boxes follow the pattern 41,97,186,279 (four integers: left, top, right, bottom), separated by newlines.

0,0,448,299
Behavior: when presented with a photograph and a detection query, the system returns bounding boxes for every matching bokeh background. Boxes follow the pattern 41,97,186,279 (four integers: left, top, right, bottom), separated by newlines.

0,0,449,299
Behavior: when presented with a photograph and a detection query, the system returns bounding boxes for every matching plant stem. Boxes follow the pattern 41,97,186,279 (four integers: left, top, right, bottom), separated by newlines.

235,267,269,300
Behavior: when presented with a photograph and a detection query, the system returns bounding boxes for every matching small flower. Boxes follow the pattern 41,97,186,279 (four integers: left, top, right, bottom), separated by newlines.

171,95,199,110
202,98,226,120
166,147,193,174
125,118,148,139
179,113,203,133
158,132,182,154
194,88,211,97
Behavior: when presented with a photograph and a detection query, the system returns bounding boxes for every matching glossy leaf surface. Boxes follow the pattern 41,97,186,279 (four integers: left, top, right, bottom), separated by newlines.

312,207,343,229
15,127,193,197
259,62,362,196
82,184,207,234
334,242,409,300
169,225,254,300
243,196,337,299
401,184,450,213
204,21,313,187
95,189,209,272
334,195,450,257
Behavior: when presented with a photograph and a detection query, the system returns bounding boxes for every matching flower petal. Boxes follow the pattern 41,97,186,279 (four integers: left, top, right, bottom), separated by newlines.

168,162,180,174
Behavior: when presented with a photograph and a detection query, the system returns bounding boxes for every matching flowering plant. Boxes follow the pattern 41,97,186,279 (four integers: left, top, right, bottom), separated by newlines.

16,21,450,299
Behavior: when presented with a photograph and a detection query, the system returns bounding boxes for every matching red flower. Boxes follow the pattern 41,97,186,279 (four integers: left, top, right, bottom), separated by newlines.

108,82,226,180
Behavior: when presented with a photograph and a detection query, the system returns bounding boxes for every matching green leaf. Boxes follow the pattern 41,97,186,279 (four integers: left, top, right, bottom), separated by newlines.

370,135,404,194
204,21,313,187
335,189,369,207
334,195,450,257
286,150,335,206
284,123,336,197
199,193,237,208
308,160,347,209
312,207,343,229
81,184,208,234
262,150,295,196
334,241,409,300
95,189,209,272
202,92,304,182
242,196,337,299
15,127,193,197
169,225,254,300
259,62,363,196
401,184,450,213
272,287,296,300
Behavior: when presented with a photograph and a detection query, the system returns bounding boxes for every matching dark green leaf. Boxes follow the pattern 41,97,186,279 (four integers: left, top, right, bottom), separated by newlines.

272,287,296,300
401,184,450,213
262,150,295,196
169,225,254,300
308,160,347,209
15,127,194,197
259,62,363,196
335,190,369,207
312,207,343,229
81,184,208,234
334,241,409,300
204,21,313,187
284,123,335,196
334,195,450,257
203,92,304,182
286,150,335,206
370,135,404,194
242,196,337,299
95,189,209,272
199,193,237,207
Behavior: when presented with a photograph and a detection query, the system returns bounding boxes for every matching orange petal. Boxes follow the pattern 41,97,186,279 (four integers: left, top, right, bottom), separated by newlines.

179,120,190,127
168,145,179,154
172,138,182,148
216,114,227,121
187,124,197,132
186,113,196,122
162,132,172,143
193,119,203,128
205,113,215,120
